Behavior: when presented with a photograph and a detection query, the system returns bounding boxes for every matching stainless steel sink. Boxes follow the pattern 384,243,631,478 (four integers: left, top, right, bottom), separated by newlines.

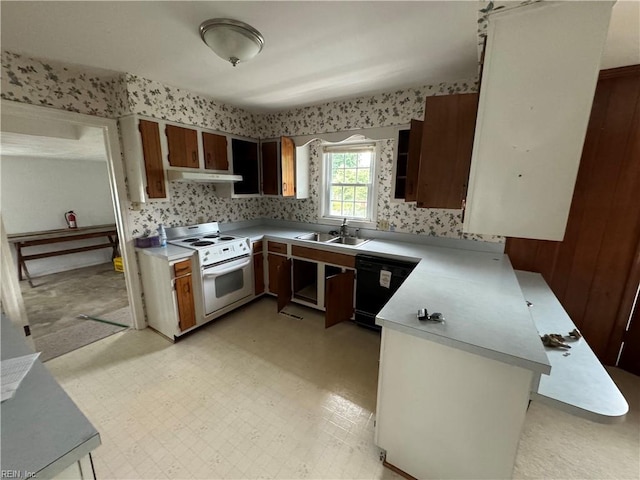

327,236,370,246
295,232,369,247
295,232,339,242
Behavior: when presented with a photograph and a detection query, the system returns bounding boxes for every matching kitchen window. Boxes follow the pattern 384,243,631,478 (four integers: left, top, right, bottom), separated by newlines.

321,142,377,225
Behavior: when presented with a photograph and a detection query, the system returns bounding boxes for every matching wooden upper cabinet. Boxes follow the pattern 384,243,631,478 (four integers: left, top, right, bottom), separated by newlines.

166,124,199,168
138,120,166,199
416,93,479,209
261,141,279,195
404,119,424,202
203,132,228,170
281,136,295,197
261,136,296,196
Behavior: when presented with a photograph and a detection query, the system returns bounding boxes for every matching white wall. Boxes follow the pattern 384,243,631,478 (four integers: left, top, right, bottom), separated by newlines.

1,156,116,277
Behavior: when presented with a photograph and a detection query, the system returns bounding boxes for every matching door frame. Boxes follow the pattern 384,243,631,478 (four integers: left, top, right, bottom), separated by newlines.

1,100,145,330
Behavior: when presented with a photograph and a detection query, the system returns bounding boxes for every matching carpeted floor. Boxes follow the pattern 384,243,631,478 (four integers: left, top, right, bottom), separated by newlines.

35,307,130,362
20,262,130,361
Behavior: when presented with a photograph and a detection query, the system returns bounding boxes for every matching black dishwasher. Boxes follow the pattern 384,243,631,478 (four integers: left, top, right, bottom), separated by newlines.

355,254,417,331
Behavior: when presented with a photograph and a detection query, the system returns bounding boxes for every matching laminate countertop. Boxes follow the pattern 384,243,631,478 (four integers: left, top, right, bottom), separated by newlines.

0,315,101,479
516,271,628,423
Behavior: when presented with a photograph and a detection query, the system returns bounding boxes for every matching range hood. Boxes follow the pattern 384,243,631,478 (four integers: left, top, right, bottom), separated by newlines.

166,169,242,184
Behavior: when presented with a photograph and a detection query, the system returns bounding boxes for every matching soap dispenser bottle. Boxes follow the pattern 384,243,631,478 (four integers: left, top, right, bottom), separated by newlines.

158,224,167,247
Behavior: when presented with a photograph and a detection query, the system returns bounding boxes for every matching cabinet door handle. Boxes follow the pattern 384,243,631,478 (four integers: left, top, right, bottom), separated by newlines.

192,151,197,165
283,182,287,192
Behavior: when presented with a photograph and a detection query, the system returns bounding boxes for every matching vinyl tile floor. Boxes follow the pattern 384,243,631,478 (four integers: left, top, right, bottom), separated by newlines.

46,298,401,479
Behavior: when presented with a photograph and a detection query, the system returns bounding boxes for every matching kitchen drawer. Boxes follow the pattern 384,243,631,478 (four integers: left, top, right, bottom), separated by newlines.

173,259,192,277
291,245,355,269
252,240,263,254
267,241,288,255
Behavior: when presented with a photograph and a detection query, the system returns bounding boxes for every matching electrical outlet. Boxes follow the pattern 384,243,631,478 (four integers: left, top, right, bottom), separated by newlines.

379,219,389,230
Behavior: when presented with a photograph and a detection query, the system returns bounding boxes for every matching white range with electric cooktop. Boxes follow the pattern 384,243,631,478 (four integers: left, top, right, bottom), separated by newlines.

136,222,254,339
166,222,252,318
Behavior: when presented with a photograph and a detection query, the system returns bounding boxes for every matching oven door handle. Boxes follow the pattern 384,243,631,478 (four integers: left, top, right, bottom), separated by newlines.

202,257,251,277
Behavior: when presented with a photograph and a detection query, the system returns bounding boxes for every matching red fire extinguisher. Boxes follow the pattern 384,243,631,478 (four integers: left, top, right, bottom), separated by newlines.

65,211,78,229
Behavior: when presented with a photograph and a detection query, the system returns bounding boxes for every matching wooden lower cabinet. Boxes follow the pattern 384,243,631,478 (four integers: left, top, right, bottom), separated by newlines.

175,274,196,331
325,270,355,328
266,242,357,327
138,253,198,339
268,253,288,295
277,258,293,312
253,252,265,295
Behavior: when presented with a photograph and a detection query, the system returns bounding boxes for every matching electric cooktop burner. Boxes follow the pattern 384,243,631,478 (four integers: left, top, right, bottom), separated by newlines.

183,238,200,243
203,234,220,239
220,236,234,241
192,241,215,247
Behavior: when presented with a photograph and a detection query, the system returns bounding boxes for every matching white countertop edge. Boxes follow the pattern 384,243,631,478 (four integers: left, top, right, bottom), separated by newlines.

516,271,629,423
529,391,627,424
135,245,194,261
376,318,552,375
37,432,101,479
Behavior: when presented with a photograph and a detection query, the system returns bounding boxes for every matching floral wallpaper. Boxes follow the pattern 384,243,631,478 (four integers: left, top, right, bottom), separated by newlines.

1,45,501,243
256,79,501,242
0,51,127,117
262,138,501,242
129,183,263,237
124,74,260,138
257,80,477,138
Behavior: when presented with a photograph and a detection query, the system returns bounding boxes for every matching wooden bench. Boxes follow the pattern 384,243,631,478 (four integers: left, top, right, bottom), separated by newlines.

7,224,119,288
516,270,628,424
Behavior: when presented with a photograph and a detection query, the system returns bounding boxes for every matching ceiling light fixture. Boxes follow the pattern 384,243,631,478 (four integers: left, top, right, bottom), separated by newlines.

199,18,264,67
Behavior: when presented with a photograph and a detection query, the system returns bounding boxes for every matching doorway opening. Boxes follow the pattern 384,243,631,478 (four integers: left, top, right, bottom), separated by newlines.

1,101,144,361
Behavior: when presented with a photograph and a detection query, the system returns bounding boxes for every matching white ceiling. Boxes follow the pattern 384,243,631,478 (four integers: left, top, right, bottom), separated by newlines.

0,1,482,113
0,1,638,161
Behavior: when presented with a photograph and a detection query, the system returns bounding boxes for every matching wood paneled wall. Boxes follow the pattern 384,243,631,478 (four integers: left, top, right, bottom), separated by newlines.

506,65,640,365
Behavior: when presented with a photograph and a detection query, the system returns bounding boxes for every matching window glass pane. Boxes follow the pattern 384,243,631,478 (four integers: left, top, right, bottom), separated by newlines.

343,186,355,201
342,202,355,217
332,153,346,168
354,202,367,218
355,186,368,201
324,146,375,221
358,153,372,168
332,168,344,183
356,169,370,184
344,169,357,183
330,201,343,216
344,153,358,168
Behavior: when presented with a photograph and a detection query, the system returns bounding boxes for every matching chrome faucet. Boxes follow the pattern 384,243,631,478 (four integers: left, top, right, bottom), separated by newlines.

339,218,348,237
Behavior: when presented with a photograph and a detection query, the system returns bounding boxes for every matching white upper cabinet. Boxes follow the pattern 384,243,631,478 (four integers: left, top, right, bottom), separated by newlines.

463,1,614,241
